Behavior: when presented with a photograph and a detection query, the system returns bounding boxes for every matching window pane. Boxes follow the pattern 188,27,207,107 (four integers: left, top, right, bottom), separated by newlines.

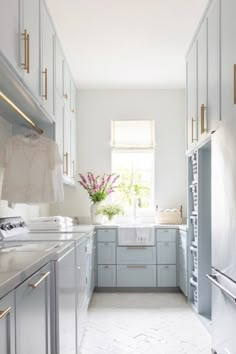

111,120,154,148
112,151,154,212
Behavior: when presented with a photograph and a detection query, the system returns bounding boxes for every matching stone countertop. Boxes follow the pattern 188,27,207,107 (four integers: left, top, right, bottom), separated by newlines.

94,224,187,230
0,251,52,300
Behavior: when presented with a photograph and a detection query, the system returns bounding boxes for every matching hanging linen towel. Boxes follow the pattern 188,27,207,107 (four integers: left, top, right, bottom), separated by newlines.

136,227,151,243
0,135,64,203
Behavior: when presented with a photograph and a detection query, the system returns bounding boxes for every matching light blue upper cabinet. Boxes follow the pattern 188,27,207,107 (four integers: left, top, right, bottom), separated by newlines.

0,291,15,354
186,42,198,150
20,0,40,101
63,61,71,110
221,0,236,121
55,39,64,98
41,0,55,119
207,0,220,130
0,0,20,73
197,20,207,141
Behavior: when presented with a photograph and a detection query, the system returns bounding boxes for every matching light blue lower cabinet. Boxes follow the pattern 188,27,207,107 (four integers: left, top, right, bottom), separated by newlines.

157,242,176,264
117,265,156,287
77,298,88,350
157,265,176,287
15,263,51,354
0,291,15,354
97,243,116,265
97,265,116,287
117,246,156,265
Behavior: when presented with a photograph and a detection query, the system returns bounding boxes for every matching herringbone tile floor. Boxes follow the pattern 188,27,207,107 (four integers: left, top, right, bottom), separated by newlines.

79,293,211,354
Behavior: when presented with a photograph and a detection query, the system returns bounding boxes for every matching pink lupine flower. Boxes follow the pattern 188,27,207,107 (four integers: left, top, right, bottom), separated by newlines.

78,173,120,202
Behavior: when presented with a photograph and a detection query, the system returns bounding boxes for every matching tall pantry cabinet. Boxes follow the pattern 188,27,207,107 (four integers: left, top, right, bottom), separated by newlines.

186,0,220,322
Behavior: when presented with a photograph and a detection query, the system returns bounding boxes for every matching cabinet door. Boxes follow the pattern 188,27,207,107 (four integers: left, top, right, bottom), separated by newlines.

0,292,15,354
70,80,76,114
57,247,76,354
97,243,116,264
77,238,87,308
157,242,176,264
197,21,208,140
0,0,20,73
97,265,116,287
70,114,76,182
55,39,64,98
186,42,198,149
63,107,71,181
21,0,40,100
15,263,51,354
55,93,64,159
220,0,236,122
157,265,176,287
207,0,220,131
41,0,55,119
63,62,71,110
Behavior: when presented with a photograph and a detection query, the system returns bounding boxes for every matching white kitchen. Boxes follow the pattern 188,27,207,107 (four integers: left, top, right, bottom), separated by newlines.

0,0,235,353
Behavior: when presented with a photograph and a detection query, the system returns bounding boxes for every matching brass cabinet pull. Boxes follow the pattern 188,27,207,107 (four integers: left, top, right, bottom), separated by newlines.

42,68,48,100
127,265,146,269
72,160,75,178
26,32,30,73
21,29,27,71
28,272,50,289
191,117,197,143
0,307,11,320
63,152,69,175
200,104,207,134
234,65,236,104
127,247,146,250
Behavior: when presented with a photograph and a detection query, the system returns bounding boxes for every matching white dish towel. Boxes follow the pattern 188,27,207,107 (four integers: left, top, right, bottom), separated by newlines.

136,228,151,243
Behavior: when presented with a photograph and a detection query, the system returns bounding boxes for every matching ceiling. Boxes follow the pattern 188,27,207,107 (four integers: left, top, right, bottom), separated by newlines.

46,0,208,90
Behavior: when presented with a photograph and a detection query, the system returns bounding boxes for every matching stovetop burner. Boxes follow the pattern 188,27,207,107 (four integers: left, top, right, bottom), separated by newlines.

0,217,28,240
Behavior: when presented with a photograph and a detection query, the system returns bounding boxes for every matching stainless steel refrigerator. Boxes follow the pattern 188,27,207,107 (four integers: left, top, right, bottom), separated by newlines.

209,120,236,354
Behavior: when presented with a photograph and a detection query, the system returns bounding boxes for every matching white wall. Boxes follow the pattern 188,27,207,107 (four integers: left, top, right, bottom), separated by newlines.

53,89,187,221
0,117,50,219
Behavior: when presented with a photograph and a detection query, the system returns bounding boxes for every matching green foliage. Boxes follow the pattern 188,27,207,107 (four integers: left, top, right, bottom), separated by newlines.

96,204,124,220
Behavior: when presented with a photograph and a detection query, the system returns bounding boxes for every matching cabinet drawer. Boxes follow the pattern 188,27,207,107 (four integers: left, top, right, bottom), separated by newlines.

117,265,156,287
97,265,116,287
117,246,156,265
97,243,116,264
157,242,176,264
97,229,116,242
157,265,176,287
156,229,176,242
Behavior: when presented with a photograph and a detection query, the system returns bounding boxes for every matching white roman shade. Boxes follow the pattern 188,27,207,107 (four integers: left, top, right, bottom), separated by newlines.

111,120,155,149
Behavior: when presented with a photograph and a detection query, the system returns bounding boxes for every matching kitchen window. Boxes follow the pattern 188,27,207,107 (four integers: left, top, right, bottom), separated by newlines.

111,120,155,216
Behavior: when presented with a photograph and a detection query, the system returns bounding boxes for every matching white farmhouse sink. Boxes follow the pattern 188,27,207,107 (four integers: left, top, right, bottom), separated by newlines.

118,225,155,246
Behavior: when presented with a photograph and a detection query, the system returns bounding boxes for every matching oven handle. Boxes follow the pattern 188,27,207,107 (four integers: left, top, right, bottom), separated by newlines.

206,274,236,302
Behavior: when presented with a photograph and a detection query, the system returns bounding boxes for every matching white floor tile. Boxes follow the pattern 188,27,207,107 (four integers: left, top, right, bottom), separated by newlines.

79,293,211,354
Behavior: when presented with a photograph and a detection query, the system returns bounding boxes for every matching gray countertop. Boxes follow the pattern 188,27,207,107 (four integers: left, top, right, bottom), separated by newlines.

0,251,52,300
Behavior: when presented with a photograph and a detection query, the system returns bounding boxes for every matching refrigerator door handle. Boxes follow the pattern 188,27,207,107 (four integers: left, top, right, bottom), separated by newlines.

206,274,236,302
